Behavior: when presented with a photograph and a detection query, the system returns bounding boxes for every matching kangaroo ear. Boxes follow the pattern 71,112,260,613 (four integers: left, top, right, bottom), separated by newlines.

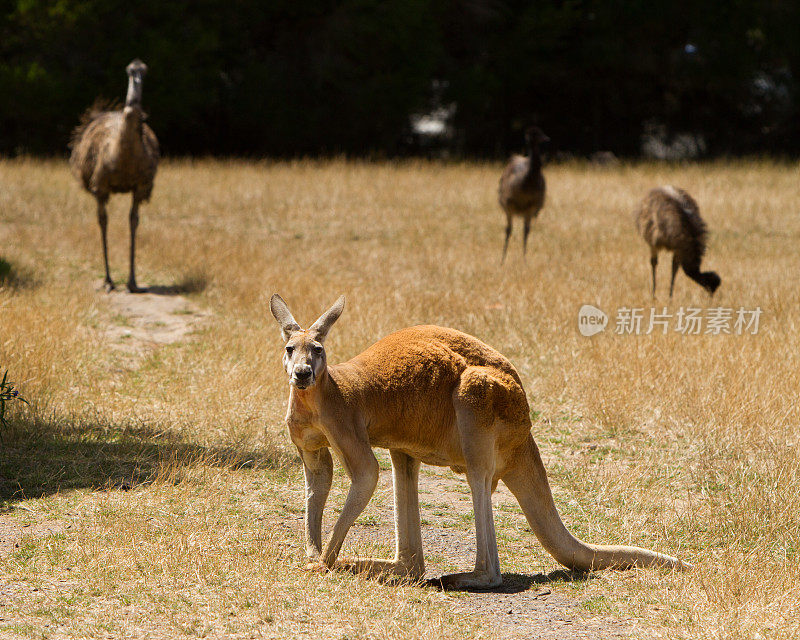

308,295,345,343
270,294,302,341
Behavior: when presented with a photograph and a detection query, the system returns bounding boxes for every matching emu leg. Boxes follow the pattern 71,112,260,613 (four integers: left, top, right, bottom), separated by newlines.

501,216,512,264
522,217,532,258
127,197,144,293
97,197,114,291
669,254,680,299
650,254,658,298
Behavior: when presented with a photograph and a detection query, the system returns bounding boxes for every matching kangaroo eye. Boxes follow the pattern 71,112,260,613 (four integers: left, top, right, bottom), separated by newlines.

311,344,323,354
285,346,294,355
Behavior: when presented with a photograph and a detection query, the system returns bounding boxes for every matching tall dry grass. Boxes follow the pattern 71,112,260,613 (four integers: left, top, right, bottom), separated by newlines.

0,157,799,638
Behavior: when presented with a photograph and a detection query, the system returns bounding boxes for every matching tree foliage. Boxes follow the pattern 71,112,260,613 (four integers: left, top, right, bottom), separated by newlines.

0,0,797,156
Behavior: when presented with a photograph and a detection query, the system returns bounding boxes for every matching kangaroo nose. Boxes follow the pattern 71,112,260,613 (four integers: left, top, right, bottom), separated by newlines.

295,365,312,379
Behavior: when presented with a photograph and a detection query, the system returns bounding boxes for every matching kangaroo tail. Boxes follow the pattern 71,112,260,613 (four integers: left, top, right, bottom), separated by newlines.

502,436,691,572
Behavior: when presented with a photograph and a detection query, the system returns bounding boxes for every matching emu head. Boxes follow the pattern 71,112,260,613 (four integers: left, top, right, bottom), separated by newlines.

524,126,550,147
125,59,149,107
701,272,722,295
270,294,346,390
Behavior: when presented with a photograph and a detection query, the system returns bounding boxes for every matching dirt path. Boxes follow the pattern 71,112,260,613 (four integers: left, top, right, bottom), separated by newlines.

103,287,209,357
0,518,67,557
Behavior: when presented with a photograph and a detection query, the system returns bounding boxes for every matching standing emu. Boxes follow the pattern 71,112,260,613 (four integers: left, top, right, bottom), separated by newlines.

498,126,549,263
635,186,721,298
69,59,159,293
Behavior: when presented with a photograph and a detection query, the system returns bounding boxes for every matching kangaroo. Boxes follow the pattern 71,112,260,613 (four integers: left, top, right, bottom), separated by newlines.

270,294,690,589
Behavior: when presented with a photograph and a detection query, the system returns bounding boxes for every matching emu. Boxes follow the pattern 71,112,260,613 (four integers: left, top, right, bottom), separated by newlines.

69,59,159,293
635,186,721,298
498,126,549,262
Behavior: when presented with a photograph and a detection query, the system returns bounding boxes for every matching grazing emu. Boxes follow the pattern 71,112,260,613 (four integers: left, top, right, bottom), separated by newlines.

498,126,549,262
635,186,721,298
69,59,159,293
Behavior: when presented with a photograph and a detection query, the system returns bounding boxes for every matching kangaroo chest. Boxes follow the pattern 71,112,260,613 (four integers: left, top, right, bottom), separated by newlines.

286,410,330,452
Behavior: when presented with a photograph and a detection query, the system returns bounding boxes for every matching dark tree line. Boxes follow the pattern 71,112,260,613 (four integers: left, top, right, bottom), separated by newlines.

1,0,798,157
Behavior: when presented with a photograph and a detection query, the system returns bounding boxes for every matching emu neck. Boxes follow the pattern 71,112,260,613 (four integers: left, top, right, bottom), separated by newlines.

678,242,704,276
525,143,542,173
125,74,143,107
683,267,709,288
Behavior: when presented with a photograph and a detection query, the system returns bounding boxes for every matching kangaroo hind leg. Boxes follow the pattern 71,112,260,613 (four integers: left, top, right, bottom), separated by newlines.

436,370,502,590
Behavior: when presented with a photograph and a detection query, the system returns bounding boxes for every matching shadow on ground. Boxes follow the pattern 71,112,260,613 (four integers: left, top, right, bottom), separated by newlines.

335,564,596,593
427,569,596,593
144,273,208,296
0,257,38,290
0,411,287,510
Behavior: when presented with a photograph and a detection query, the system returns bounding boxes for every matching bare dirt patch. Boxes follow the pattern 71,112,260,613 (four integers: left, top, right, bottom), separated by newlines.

0,515,67,557
103,287,208,357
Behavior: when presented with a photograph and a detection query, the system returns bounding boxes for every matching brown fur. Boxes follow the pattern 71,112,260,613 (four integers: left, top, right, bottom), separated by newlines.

498,126,548,262
271,294,690,590
69,60,159,293
635,186,721,297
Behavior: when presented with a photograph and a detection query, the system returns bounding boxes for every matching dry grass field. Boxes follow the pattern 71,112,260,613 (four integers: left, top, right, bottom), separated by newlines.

0,157,798,639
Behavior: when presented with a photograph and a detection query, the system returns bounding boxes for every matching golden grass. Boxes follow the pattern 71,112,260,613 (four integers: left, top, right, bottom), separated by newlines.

1,157,799,638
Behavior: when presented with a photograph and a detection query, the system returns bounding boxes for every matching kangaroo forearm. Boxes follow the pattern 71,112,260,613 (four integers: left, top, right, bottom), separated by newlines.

300,448,333,557
304,491,326,557
322,466,378,565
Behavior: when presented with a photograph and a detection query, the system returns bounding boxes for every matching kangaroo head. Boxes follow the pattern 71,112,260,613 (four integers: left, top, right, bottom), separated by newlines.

269,294,345,389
